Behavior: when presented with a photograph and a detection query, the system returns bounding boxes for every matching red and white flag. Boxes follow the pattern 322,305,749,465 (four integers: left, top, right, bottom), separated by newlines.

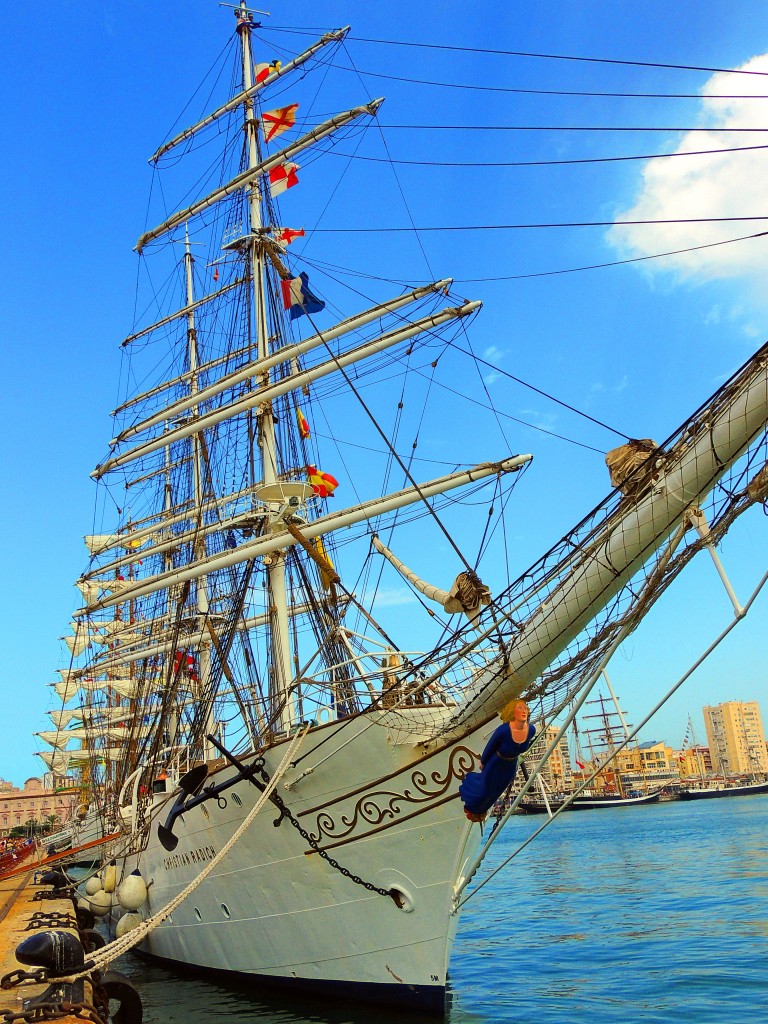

255,61,280,83
261,103,299,143
276,227,305,246
268,162,300,197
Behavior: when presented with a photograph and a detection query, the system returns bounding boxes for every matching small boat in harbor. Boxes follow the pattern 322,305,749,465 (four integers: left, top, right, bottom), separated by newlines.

677,779,768,800
569,789,662,810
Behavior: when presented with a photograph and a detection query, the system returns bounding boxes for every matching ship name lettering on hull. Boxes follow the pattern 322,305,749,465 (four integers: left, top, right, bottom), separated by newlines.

163,846,217,871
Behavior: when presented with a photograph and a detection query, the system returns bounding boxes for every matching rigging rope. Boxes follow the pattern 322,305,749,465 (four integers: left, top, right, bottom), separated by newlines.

457,566,768,908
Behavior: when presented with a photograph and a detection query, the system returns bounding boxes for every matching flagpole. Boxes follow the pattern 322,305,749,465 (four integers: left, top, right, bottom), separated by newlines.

237,3,295,731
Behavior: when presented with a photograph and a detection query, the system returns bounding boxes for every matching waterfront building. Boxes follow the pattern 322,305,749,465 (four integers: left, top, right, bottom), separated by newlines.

676,745,713,779
615,740,679,789
0,777,76,837
525,726,574,793
702,701,768,776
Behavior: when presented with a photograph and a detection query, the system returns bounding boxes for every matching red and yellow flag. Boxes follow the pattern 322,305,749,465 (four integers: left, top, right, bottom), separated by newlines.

306,465,338,498
296,407,311,439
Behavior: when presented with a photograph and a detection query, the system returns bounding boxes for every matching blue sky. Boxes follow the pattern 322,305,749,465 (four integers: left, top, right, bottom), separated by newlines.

1,1,768,784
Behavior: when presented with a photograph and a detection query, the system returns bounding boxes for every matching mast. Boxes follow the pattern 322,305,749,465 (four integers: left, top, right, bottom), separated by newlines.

237,4,294,730
184,229,214,757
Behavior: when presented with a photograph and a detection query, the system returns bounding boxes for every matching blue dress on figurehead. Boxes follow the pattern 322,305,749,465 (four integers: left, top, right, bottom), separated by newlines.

459,722,537,816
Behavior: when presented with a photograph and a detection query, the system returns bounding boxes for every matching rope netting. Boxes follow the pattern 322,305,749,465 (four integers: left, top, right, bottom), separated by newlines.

373,343,768,740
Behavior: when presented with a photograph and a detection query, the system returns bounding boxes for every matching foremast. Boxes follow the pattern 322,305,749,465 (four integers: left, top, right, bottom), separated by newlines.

238,4,292,730
183,228,215,757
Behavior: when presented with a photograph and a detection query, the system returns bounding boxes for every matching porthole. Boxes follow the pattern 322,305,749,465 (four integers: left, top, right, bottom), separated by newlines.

221,903,231,918
232,793,242,806
193,908,202,921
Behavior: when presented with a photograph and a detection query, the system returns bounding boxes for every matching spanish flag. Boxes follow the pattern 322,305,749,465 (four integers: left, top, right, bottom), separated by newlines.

306,465,338,498
296,407,311,439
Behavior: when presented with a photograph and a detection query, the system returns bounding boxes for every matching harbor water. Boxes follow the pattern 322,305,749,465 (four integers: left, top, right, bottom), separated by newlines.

112,796,768,1023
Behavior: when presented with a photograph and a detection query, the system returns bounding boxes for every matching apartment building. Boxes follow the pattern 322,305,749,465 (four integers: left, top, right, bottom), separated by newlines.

703,701,768,776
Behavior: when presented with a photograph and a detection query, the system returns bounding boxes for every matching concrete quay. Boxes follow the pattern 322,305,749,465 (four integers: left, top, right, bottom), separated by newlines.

0,859,97,1024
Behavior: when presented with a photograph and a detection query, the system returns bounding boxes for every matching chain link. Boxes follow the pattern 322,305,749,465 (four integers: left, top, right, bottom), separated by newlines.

0,971,48,991
31,891,75,904
0,1002,107,1024
24,915,78,932
256,765,394,899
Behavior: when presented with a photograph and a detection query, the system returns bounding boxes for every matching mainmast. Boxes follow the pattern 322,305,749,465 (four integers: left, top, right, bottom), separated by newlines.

237,5,294,730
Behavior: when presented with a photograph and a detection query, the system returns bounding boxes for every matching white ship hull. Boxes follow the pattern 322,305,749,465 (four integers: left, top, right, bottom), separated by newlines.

123,714,485,1011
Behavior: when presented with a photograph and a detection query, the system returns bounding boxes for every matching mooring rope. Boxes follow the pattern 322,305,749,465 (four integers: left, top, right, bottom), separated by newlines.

60,726,308,981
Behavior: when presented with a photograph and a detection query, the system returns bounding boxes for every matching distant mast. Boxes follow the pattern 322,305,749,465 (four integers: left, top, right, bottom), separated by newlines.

237,4,295,730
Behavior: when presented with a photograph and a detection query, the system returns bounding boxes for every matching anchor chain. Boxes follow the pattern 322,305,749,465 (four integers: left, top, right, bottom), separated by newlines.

258,766,394,899
206,735,394,900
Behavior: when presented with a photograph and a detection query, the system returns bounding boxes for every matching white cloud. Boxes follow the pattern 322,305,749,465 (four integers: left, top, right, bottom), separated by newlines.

359,586,415,609
607,53,768,284
483,345,505,362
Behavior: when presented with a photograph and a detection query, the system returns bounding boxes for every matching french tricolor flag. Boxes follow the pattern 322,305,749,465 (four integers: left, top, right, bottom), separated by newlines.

281,273,325,321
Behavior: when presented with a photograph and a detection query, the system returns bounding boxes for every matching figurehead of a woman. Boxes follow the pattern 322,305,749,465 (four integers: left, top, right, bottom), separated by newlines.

509,700,530,738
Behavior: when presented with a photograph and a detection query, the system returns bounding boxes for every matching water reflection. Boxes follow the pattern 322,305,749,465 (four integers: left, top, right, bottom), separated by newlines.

115,956,463,1024
84,797,768,1024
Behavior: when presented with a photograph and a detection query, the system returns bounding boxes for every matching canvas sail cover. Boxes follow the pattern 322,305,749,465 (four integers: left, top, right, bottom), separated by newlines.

65,633,91,657
605,439,658,496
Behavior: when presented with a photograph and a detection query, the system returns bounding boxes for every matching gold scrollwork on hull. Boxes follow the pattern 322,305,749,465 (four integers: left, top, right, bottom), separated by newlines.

307,745,477,844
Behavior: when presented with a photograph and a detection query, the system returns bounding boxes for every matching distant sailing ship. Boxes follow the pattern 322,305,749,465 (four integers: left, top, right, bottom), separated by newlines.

677,715,768,800
677,779,768,799
33,5,768,1013
570,682,662,809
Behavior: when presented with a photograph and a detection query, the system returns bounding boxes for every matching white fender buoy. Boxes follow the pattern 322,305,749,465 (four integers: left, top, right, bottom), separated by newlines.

115,911,143,938
77,896,92,912
103,861,117,894
117,869,148,911
88,889,112,917
84,876,101,896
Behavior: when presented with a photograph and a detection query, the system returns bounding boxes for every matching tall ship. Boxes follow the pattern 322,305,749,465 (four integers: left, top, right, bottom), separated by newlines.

35,6,768,1013
569,682,662,808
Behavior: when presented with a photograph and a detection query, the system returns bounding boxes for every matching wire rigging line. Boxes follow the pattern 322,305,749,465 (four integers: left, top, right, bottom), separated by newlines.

458,230,768,282
326,142,768,168
326,64,768,101
449,342,630,441
273,31,768,79
295,229,768,285
376,124,768,133
308,216,768,233
354,38,768,77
